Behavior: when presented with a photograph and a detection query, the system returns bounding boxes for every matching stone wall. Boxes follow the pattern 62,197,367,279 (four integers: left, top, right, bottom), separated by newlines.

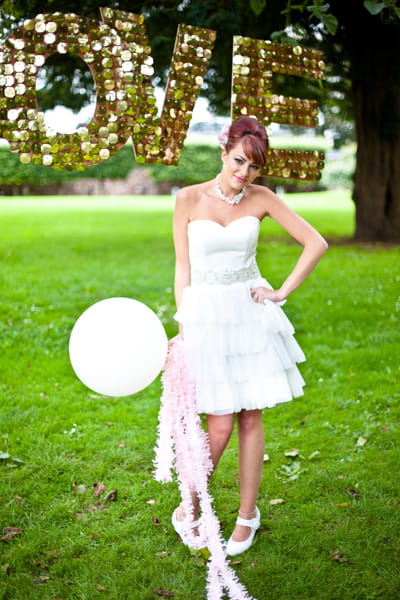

0,167,171,196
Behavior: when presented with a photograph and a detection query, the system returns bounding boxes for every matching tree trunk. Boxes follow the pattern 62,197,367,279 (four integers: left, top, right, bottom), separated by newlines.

348,12,400,241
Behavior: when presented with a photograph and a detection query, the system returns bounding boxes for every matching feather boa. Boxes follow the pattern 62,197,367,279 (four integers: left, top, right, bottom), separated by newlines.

153,337,257,600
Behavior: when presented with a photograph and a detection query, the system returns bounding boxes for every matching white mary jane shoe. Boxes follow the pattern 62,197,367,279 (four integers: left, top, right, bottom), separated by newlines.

225,506,261,556
172,507,201,547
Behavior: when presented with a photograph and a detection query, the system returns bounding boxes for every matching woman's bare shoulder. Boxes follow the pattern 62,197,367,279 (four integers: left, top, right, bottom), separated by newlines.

249,182,276,199
247,183,279,218
176,181,209,200
175,181,210,214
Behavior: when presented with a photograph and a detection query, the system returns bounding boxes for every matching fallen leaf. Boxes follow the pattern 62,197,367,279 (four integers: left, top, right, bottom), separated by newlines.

191,552,206,567
93,482,106,497
229,559,242,565
104,489,118,502
284,449,299,458
189,547,210,565
13,495,25,505
0,527,24,542
1,564,11,575
95,584,107,592
307,451,321,461
381,424,389,432
356,436,368,448
3,527,23,534
33,575,51,584
153,590,174,597
33,559,48,570
75,503,108,518
200,547,210,560
332,549,348,563
85,503,108,512
347,488,361,499
269,498,285,506
72,482,87,495
336,502,349,508
278,460,306,481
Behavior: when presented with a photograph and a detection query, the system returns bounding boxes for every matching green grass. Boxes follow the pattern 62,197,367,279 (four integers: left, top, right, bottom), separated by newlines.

0,191,399,600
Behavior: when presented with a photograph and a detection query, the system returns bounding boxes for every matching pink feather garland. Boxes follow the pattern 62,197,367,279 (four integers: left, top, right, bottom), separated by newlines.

153,337,257,600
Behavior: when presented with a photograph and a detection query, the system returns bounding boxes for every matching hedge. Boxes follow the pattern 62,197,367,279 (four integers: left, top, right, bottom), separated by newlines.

0,137,353,191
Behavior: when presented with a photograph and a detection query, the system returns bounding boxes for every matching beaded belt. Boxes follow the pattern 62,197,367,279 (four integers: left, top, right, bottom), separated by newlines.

191,261,260,285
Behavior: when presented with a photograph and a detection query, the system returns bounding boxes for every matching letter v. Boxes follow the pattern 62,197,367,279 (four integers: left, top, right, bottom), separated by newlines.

100,7,216,165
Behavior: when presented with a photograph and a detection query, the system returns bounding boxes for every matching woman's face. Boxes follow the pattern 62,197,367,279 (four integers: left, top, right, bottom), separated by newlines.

221,141,261,190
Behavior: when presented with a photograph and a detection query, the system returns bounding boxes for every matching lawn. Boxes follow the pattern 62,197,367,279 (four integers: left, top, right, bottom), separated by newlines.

0,191,399,600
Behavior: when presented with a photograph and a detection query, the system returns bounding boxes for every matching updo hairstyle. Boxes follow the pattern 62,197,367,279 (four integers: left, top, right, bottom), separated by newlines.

225,117,268,167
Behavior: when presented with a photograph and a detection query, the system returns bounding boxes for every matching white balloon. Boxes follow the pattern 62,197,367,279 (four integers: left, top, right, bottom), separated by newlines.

69,297,168,397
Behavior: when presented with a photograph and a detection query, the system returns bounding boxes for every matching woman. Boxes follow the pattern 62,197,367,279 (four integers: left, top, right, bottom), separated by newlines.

171,116,328,556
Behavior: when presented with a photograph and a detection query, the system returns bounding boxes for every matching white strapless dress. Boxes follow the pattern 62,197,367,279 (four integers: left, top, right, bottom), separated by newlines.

175,216,306,415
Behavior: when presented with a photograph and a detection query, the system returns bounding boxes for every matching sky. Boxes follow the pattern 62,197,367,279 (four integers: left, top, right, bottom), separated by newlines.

41,91,215,135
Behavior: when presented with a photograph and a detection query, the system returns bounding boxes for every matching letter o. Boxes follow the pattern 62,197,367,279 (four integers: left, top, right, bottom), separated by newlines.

0,13,132,169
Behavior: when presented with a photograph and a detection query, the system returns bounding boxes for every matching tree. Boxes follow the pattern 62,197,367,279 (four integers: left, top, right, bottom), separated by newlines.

283,1,400,240
326,2,400,241
1,0,400,240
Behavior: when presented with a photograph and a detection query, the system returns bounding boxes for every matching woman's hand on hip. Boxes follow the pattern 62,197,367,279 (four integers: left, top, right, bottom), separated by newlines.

251,286,285,304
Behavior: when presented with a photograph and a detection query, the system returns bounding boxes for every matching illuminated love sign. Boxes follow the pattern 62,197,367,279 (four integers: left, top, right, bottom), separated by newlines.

0,7,325,180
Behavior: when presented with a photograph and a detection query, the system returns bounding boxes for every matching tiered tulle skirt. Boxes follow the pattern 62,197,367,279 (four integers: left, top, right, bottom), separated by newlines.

175,277,306,415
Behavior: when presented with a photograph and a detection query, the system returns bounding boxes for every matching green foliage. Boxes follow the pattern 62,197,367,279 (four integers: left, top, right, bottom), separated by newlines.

147,144,221,186
280,0,339,34
364,0,387,14
319,144,355,190
0,193,399,599
78,144,136,180
250,0,266,16
0,137,337,190
0,144,136,187
36,53,96,114
364,0,400,19
0,145,65,186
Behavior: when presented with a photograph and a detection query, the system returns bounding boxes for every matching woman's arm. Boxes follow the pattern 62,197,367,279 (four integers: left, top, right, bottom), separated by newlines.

173,189,191,332
251,191,328,304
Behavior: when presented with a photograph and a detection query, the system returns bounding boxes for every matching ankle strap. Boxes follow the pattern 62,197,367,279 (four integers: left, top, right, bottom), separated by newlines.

236,515,260,527
239,510,256,517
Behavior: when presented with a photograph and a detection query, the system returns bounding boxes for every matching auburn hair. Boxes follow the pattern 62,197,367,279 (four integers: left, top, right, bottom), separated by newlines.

225,117,268,167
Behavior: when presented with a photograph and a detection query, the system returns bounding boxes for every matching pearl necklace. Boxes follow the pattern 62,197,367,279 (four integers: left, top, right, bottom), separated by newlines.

216,174,246,205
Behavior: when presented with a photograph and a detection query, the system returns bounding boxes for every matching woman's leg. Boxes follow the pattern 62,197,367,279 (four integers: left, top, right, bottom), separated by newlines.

206,413,235,470
175,412,234,522
232,409,264,542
